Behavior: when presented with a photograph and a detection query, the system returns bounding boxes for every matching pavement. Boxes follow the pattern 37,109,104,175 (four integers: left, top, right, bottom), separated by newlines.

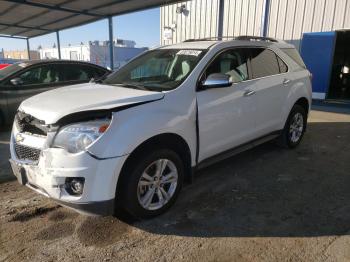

1,108,350,262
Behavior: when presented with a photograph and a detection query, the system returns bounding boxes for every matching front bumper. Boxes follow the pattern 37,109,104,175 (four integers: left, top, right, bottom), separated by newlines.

10,130,128,216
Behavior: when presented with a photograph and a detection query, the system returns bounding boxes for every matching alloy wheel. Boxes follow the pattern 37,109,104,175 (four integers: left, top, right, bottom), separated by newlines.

289,112,304,143
137,159,178,211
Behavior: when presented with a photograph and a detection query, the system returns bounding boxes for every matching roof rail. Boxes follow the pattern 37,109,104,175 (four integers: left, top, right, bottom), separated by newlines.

235,35,278,42
183,35,279,43
184,36,236,42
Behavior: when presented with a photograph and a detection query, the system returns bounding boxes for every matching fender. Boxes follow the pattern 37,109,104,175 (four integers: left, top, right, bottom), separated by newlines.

88,92,198,166
280,71,312,128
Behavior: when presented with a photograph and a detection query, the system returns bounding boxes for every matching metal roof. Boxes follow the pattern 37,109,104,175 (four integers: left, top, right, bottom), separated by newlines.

0,0,182,39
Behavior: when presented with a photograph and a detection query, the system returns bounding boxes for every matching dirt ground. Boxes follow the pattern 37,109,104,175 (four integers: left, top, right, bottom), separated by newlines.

1,109,350,262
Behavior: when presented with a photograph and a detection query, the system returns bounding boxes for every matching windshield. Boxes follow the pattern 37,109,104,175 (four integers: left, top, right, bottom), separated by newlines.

103,49,206,91
0,62,28,80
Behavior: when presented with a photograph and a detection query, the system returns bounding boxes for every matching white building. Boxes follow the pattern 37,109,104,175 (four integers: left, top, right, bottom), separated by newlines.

40,39,147,69
161,0,350,50
161,0,350,102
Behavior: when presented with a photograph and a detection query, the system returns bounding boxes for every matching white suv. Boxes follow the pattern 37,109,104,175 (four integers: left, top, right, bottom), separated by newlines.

10,36,312,219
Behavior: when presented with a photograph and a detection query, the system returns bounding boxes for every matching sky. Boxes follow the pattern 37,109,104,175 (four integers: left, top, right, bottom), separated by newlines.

0,8,160,51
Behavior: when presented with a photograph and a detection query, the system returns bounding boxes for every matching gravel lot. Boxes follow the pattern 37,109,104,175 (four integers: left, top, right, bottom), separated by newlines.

1,109,350,262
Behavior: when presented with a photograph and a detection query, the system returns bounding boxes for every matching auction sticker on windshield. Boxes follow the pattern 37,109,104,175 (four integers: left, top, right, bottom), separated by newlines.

177,50,202,56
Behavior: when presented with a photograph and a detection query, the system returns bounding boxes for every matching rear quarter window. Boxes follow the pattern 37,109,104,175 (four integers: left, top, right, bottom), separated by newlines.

277,56,288,73
281,48,306,68
250,48,280,78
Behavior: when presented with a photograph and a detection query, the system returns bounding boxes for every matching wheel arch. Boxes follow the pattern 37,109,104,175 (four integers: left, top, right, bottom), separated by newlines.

294,97,309,115
280,95,310,132
116,133,193,198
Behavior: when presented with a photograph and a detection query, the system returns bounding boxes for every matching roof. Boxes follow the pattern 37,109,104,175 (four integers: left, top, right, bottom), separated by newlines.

160,41,218,50
12,59,110,68
0,0,182,39
160,37,295,50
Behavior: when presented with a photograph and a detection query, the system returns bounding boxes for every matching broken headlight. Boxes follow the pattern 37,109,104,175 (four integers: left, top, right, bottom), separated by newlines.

52,119,110,153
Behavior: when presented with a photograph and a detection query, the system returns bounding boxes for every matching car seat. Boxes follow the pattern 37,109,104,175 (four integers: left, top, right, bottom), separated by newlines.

175,60,191,81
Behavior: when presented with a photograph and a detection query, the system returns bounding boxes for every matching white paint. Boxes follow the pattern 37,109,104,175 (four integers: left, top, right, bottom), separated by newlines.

19,83,164,124
10,41,312,215
161,0,350,50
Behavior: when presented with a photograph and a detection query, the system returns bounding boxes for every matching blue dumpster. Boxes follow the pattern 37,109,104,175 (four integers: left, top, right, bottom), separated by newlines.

300,31,336,100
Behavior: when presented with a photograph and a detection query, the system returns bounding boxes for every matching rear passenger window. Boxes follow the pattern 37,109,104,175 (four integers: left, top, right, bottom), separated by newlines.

250,48,280,78
277,56,288,73
81,65,107,79
62,64,94,81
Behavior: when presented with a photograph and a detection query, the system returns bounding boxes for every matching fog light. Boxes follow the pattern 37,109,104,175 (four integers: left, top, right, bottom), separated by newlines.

65,178,85,195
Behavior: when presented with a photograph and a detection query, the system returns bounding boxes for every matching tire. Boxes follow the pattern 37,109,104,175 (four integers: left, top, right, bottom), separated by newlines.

118,149,184,219
278,104,307,148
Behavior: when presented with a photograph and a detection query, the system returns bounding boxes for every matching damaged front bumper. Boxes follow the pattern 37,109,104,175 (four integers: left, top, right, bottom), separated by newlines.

9,126,128,216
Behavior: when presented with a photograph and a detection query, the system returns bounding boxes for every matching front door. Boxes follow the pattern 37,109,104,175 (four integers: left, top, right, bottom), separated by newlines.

197,48,257,162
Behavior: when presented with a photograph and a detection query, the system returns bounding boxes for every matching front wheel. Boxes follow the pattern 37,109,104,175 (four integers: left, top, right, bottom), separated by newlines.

278,104,307,148
118,149,184,219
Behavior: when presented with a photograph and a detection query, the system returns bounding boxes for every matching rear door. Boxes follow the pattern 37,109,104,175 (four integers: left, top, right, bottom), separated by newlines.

248,47,289,135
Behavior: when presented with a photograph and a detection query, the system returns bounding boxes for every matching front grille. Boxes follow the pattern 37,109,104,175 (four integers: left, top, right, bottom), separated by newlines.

14,143,41,162
15,112,47,136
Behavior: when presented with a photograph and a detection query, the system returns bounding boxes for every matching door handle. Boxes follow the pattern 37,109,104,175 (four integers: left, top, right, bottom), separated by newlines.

283,79,291,85
243,90,256,97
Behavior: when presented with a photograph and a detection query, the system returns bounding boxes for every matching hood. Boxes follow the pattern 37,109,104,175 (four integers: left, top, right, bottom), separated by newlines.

19,83,164,124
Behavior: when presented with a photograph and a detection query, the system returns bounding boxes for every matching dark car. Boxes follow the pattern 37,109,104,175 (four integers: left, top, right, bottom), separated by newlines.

0,60,110,127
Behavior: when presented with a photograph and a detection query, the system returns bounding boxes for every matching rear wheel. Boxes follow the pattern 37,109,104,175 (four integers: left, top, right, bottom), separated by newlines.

118,149,184,219
278,104,307,148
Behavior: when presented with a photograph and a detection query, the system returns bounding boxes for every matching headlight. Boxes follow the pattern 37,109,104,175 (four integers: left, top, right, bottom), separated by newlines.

52,119,110,153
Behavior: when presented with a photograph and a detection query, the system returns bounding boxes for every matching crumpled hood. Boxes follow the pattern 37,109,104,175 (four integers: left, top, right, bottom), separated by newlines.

19,83,164,124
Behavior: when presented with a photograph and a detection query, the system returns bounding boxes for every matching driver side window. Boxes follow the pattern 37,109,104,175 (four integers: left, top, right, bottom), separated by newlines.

17,65,63,86
205,48,249,83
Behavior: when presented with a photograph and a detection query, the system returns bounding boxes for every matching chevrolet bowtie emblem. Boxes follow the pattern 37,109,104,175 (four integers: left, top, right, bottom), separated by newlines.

15,134,25,143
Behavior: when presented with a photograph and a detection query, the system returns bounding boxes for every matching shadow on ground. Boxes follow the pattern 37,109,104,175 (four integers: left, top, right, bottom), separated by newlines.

118,121,350,238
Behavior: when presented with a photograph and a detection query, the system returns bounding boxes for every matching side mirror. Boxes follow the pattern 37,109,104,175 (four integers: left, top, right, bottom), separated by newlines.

201,73,232,89
10,78,24,86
